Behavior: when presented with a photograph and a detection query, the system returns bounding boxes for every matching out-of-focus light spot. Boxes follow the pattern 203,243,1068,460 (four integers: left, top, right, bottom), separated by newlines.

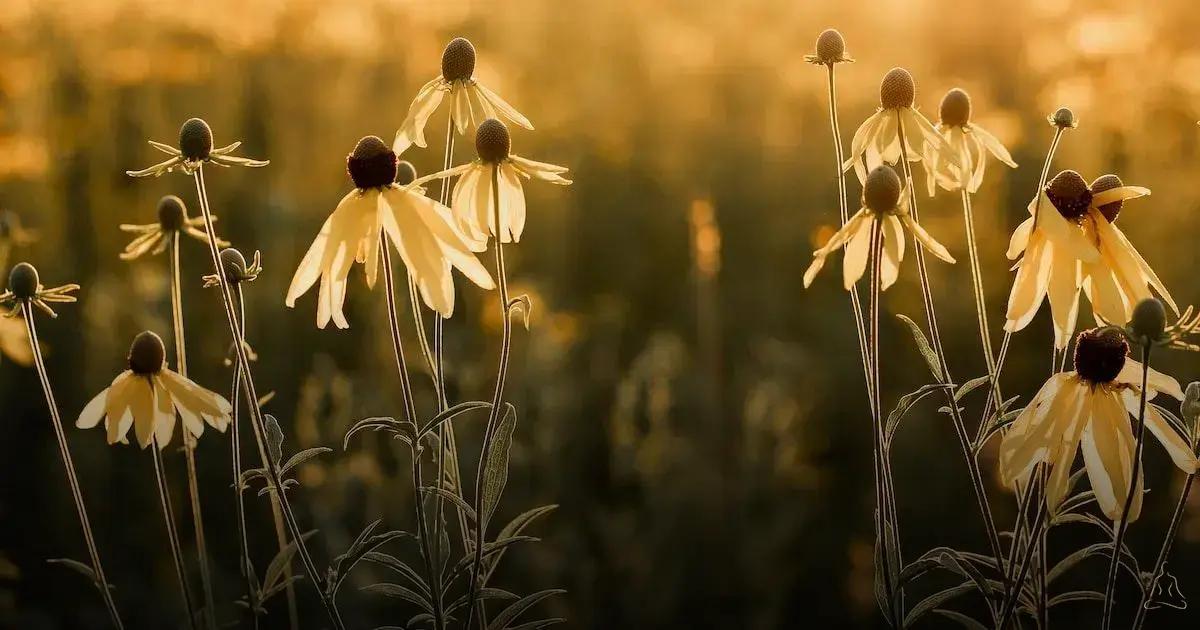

689,198,720,278
811,224,836,250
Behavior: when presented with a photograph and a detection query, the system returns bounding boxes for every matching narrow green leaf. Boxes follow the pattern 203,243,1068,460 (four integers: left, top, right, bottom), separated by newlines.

362,582,434,614
265,414,284,466
506,620,566,630
420,486,477,523
417,401,493,439
932,609,988,629
481,404,518,527
280,446,332,476
1047,590,1104,608
445,587,518,615
954,375,991,402
903,583,975,628
263,530,317,592
896,314,943,381
487,589,566,630
46,558,98,586
343,416,409,450
485,505,558,582
884,384,950,448
363,552,432,599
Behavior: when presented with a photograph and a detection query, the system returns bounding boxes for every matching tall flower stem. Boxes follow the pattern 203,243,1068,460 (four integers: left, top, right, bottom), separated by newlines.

1132,471,1196,628
998,466,1047,629
380,231,447,630
167,232,219,630
1101,343,1152,629
824,63,874,408
190,167,346,630
960,190,996,374
464,166,516,630
152,435,201,630
23,313,125,630
866,217,899,624
896,115,1007,602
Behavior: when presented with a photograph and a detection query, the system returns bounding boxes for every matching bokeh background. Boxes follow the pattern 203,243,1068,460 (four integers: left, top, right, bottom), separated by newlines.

3,0,1200,627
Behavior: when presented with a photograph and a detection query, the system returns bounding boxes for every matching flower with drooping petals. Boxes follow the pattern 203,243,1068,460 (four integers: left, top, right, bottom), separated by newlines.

126,118,268,178
925,88,1017,195
118,195,229,260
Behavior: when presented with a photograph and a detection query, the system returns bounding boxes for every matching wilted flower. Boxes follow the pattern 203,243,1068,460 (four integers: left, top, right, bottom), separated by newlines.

843,68,959,184
126,118,268,178
76,331,231,449
804,29,853,65
1005,170,1102,348
1080,174,1176,328
411,118,571,245
394,37,533,155
925,88,1017,195
119,195,229,260
1000,327,1195,521
203,247,262,287
803,163,955,290
286,136,494,327
0,262,79,319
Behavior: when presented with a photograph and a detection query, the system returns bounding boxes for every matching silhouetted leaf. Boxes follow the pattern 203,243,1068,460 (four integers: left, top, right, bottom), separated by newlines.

509,294,533,330
46,558,101,587
506,620,565,630
1047,590,1104,607
481,404,518,526
903,583,974,628
417,401,493,439
933,609,987,629
362,582,433,614
280,447,331,475
420,486,477,523
363,552,431,599
445,587,518,615
344,416,413,450
954,375,991,402
484,505,558,582
487,589,566,630
265,414,284,465
884,384,950,448
896,314,943,381
263,530,316,595
326,519,415,597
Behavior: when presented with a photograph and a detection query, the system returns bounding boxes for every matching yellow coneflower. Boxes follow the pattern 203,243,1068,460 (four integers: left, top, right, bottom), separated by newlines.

843,68,959,184
1080,174,1177,327
803,28,854,65
1005,169,1102,348
286,138,495,327
1000,327,1195,521
76,331,231,449
411,119,571,245
119,195,229,260
394,37,533,155
926,88,1017,195
126,118,268,178
0,262,78,320
803,163,955,290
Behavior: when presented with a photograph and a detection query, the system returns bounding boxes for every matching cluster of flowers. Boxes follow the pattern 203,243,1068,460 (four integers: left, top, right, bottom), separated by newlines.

1,36,570,630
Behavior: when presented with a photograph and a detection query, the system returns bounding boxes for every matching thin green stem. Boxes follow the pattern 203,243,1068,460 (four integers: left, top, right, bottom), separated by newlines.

960,189,996,374
190,167,346,630
380,230,447,630
1101,343,1152,629
896,113,1006,607
465,166,515,630
23,312,125,629
152,434,201,630
1132,471,1195,628
999,466,1047,628
168,232,219,630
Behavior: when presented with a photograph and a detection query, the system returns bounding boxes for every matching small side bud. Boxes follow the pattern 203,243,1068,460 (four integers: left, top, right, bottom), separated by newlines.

395,160,418,186
1130,297,1167,343
1049,107,1077,129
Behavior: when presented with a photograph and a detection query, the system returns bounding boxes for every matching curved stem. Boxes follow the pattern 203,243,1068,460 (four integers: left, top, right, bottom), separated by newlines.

381,231,447,630
896,114,1006,607
168,233,219,630
152,435,200,630
464,166,515,630
998,470,1047,628
23,312,125,629
960,190,996,374
1132,472,1195,628
190,167,346,630
1101,343,1152,629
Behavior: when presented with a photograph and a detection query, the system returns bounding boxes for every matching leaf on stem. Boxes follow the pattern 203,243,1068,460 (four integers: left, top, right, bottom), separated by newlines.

481,404,519,527
896,314,943,381
487,589,566,630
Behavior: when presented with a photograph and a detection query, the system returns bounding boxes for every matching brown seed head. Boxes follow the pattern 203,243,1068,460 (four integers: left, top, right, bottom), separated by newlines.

1050,107,1077,129
814,29,846,64
863,165,902,213
219,248,249,282
128,331,166,376
347,136,398,189
1045,170,1092,221
157,195,187,232
442,37,477,82
1130,298,1167,343
1089,174,1125,222
880,68,915,109
179,118,214,161
395,160,418,186
1074,327,1128,385
939,88,972,127
475,118,511,163
8,262,39,300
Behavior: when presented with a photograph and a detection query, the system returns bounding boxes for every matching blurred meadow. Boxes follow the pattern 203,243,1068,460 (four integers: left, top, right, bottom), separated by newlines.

4,0,1200,628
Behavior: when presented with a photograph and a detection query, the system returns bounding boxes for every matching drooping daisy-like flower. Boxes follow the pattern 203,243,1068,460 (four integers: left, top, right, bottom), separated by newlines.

286,137,495,327
119,195,229,260
925,88,1017,195
843,68,959,184
394,37,533,156
804,28,854,65
0,262,79,319
126,118,268,178
1079,174,1177,328
410,118,572,244
999,327,1195,521
1006,170,1102,348
803,163,955,290
76,331,231,449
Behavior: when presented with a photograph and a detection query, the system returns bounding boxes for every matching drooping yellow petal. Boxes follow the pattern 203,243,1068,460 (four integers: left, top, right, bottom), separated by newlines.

394,77,447,154
1081,391,1141,522
999,374,1078,486
880,214,904,290
1007,216,1035,261
1005,237,1053,332
900,215,955,264
153,375,177,448
473,81,534,130
1046,254,1082,349
130,377,156,449
1091,186,1150,208
1122,390,1197,473
842,215,874,290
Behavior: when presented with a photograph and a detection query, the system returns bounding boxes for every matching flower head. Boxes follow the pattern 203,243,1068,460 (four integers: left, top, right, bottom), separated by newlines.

1049,107,1078,129
0,262,79,319
1005,169,1103,347
118,195,229,260
1076,174,1176,328
844,68,960,185
76,331,231,449
394,37,534,156
203,247,262,288
410,118,572,245
925,88,1017,195
286,136,495,327
1000,327,1195,521
804,163,955,290
126,118,269,178
804,29,853,65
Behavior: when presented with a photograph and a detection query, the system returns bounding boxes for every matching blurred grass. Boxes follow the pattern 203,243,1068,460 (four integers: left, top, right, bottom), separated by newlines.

3,0,1200,627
